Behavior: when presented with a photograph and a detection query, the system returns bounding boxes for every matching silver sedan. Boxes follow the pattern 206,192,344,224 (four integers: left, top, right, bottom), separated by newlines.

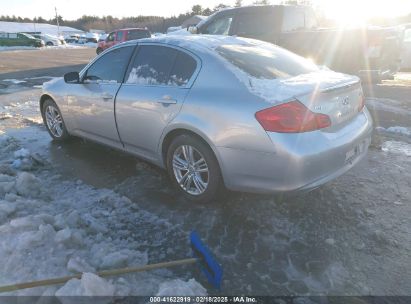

40,35,373,202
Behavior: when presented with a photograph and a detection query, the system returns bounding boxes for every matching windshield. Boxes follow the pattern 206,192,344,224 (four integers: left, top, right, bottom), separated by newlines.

216,43,319,79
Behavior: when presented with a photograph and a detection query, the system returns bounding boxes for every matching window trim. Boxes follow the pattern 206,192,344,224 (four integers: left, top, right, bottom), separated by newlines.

122,42,202,89
79,44,137,83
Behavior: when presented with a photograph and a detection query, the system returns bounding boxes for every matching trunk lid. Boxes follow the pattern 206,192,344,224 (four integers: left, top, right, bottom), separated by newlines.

277,71,363,127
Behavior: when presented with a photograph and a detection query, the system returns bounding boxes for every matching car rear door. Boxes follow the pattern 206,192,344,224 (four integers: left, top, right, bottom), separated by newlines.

66,45,135,147
115,44,200,161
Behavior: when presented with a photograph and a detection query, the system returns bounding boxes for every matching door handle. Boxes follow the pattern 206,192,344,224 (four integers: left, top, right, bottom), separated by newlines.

101,92,113,101
157,95,177,105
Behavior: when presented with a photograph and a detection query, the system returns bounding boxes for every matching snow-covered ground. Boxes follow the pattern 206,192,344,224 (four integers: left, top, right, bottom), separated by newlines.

0,134,207,297
0,87,208,297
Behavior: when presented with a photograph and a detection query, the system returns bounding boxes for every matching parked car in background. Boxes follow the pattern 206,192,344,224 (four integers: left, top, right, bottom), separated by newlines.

96,28,151,54
40,35,372,203
0,32,44,47
98,33,107,42
65,34,80,44
32,33,63,46
191,5,403,81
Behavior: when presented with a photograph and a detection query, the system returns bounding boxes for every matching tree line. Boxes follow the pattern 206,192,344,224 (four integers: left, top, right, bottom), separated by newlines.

0,3,233,33
1,0,410,34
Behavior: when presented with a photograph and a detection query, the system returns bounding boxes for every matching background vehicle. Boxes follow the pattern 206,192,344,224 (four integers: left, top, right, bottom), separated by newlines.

32,33,63,46
192,5,403,81
0,32,44,47
40,36,372,202
64,34,79,44
96,28,151,54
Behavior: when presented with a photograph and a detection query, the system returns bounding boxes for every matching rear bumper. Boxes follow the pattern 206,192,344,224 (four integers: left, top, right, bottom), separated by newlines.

218,108,373,194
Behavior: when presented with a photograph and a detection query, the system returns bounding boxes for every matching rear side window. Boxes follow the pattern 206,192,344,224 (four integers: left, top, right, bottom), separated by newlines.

236,13,275,37
127,30,151,40
169,52,197,86
116,31,123,41
126,45,196,86
216,44,318,79
85,46,134,83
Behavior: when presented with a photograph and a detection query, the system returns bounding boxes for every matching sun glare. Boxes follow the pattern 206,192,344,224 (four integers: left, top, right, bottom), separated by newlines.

318,0,411,27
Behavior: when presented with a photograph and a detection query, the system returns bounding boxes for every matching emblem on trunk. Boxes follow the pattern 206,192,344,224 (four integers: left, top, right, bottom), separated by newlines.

342,96,350,105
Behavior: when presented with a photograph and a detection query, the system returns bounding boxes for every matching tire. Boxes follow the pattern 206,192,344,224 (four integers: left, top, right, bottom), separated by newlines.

166,134,223,203
46,41,54,46
42,99,70,141
96,47,103,55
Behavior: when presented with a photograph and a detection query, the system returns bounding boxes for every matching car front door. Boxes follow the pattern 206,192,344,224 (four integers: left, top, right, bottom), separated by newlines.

115,44,200,161
66,45,134,147
105,32,116,49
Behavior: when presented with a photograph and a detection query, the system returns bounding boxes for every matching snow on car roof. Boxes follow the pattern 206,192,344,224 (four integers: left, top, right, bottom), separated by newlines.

135,35,266,54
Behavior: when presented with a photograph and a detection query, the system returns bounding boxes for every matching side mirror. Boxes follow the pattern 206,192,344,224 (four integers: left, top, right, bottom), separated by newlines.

64,72,80,83
188,26,198,34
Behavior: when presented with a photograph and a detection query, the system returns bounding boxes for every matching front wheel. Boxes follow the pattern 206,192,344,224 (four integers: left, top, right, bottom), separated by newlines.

42,99,70,141
166,134,223,203
96,47,103,55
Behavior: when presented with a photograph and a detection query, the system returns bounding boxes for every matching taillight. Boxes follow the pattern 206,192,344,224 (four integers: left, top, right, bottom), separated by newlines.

255,100,331,133
358,94,365,112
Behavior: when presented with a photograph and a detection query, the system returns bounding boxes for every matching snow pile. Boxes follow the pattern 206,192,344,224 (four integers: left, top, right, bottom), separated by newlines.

383,126,411,137
381,140,411,156
0,135,207,296
0,46,38,52
2,79,26,84
56,273,116,297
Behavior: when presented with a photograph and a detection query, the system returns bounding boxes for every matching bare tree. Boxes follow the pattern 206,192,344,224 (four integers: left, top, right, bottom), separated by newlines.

235,0,243,7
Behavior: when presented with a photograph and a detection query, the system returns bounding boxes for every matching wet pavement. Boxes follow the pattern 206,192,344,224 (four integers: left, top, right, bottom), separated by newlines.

0,75,410,296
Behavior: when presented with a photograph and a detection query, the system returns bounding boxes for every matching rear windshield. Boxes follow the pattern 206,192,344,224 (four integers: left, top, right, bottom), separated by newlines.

127,30,151,40
216,44,318,79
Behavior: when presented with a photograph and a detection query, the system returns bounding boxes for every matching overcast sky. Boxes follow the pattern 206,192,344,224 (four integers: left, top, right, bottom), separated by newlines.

2,0,411,20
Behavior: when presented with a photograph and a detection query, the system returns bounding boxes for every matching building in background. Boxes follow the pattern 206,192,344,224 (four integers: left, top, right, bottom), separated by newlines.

0,21,83,37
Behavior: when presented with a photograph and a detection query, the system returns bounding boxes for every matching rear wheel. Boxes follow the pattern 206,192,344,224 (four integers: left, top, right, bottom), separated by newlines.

166,134,223,203
42,99,70,141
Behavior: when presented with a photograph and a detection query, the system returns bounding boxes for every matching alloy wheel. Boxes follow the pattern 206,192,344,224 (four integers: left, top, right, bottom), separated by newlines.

172,145,209,195
45,105,63,138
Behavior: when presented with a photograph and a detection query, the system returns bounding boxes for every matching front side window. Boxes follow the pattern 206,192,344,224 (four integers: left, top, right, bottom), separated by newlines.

126,45,197,86
217,44,318,79
107,32,115,42
203,16,233,35
84,46,134,83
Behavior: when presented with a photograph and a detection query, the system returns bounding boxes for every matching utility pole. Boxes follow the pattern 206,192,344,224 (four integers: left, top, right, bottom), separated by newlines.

55,7,60,36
